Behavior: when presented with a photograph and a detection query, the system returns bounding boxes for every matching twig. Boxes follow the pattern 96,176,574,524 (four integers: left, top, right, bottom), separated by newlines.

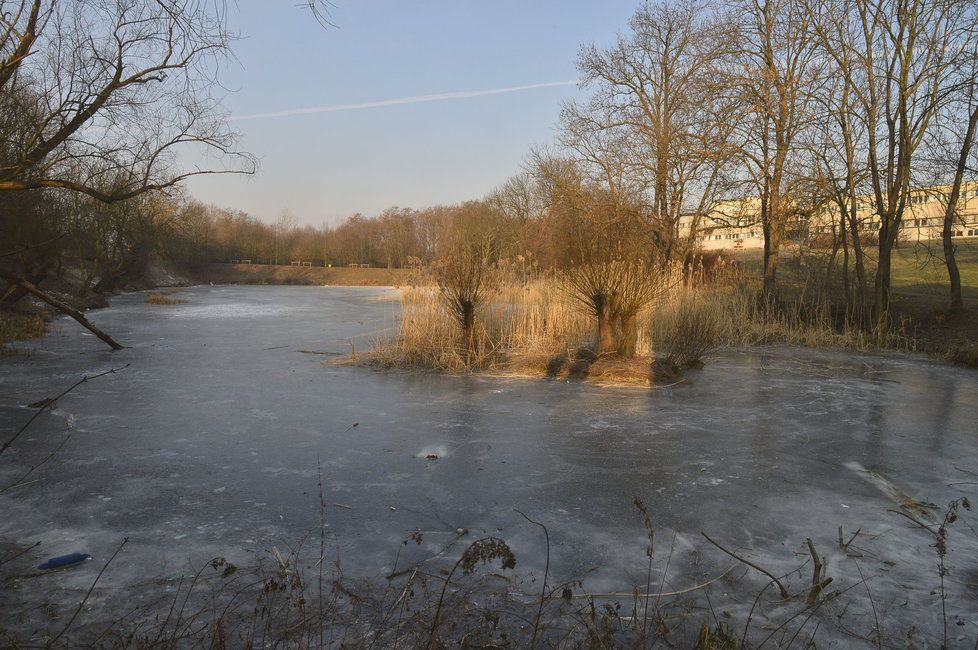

653,532,677,632
756,576,871,649
566,564,737,599
953,464,978,478
1,364,130,457
838,526,862,553
742,580,775,648
700,532,790,599
515,509,549,650
0,234,65,260
854,559,883,650
805,538,832,605
887,508,938,535
46,537,128,648
0,540,41,568
1,434,72,495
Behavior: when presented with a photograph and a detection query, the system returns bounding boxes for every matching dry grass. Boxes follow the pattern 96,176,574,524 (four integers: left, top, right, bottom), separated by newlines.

712,272,916,351
947,342,978,368
353,275,658,384
353,281,655,378
0,310,48,356
145,292,186,305
349,261,917,385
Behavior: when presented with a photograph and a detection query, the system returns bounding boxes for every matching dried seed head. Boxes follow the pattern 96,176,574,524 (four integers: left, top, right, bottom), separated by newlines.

460,537,517,575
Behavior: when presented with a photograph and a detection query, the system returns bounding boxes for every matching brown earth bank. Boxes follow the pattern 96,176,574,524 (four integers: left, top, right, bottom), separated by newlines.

193,263,423,287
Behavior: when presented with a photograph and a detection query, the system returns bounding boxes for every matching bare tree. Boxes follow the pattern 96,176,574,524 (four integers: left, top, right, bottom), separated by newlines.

830,0,970,314
486,172,547,225
0,1,258,350
0,0,253,203
805,0,874,319
729,0,820,300
274,209,298,265
536,155,665,357
434,203,500,355
563,0,737,263
932,14,978,311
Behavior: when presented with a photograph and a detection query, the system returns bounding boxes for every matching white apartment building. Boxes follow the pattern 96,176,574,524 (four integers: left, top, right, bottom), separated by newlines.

680,183,978,251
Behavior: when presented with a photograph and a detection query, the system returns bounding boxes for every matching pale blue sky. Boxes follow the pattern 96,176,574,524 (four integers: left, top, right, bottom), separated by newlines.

185,1,638,225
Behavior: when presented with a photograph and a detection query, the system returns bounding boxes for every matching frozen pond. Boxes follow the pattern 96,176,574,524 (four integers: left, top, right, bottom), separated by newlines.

1,285,976,646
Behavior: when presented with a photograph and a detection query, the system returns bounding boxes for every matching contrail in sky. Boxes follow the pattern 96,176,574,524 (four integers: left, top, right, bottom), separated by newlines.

230,80,581,121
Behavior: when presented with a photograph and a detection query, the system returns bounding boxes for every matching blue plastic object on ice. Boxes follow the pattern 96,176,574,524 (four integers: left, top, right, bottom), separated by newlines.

37,553,92,570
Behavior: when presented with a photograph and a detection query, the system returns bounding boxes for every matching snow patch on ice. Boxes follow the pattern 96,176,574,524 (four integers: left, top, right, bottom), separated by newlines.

168,303,298,320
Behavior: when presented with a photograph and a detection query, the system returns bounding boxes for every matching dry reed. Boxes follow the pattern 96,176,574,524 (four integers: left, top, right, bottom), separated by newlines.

145,292,186,305
352,261,915,383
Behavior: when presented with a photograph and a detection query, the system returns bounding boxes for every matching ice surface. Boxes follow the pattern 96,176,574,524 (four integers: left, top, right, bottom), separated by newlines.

1,285,976,646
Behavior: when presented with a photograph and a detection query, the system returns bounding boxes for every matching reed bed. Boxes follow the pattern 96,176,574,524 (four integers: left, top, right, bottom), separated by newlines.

351,262,915,383
145,291,186,305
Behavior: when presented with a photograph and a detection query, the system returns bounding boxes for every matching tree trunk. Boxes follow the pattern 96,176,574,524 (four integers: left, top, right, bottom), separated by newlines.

824,219,841,296
941,100,978,312
874,223,898,316
616,313,639,359
944,231,963,311
839,204,852,311
848,200,869,322
594,295,615,355
0,269,124,350
762,222,781,302
461,300,476,353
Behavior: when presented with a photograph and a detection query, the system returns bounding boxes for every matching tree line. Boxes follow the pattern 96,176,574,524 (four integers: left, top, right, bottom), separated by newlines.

3,0,978,332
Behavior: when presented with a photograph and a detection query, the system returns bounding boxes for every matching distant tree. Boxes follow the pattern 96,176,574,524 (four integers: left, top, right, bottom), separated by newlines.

274,209,298,265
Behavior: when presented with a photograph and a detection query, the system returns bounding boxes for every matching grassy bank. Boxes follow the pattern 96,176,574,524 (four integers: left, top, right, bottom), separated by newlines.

195,263,421,287
731,242,978,364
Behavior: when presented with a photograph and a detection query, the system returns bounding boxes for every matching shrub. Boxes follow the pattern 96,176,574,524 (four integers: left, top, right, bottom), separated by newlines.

559,260,666,358
653,289,723,368
948,342,978,368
